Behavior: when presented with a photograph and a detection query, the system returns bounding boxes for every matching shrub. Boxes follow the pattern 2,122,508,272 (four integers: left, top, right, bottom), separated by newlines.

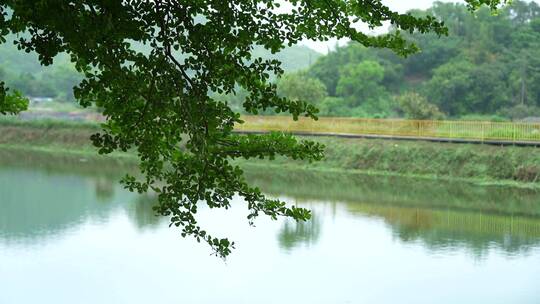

397,92,445,120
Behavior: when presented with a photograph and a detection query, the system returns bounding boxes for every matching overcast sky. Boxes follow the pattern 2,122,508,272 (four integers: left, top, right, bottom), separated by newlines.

298,0,470,53
384,0,465,13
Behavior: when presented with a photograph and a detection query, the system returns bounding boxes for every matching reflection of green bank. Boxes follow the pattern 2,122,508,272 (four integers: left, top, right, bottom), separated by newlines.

0,168,127,241
5,148,539,217
348,203,540,256
244,167,540,217
354,204,540,239
245,167,540,255
0,167,159,243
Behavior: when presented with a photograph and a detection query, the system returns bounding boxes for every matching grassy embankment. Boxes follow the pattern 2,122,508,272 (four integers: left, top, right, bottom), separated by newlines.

1,118,540,187
0,119,120,156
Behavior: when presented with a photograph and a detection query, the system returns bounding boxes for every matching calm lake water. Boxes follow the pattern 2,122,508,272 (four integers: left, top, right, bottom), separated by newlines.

1,150,540,304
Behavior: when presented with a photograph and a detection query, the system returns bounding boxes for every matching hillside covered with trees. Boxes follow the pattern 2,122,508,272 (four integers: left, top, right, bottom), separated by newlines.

0,39,321,103
278,0,540,121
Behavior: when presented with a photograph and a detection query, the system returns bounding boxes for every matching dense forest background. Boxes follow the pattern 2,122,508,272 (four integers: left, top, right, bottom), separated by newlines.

1,1,540,121
297,0,540,121
0,40,320,102
280,1,540,119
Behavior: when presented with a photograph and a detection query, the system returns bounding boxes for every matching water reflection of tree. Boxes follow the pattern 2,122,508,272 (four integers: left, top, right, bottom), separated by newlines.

94,177,116,202
277,212,321,252
129,194,162,230
395,225,539,259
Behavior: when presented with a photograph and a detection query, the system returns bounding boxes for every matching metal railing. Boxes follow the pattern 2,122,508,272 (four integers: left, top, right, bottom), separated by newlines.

237,116,540,143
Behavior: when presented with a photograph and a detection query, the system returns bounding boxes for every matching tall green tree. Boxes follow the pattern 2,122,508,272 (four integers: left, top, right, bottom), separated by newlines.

335,60,392,116
425,60,474,115
0,0,506,257
336,61,386,103
397,92,444,120
506,20,540,107
426,59,509,116
277,72,327,106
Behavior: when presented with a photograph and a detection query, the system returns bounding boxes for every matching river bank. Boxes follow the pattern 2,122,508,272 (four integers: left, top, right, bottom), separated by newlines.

1,119,540,188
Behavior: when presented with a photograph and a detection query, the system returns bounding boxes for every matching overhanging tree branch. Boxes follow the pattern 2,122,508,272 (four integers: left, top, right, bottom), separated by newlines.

0,0,507,258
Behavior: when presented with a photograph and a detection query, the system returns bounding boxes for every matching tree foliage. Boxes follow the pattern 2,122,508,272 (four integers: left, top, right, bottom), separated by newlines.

397,92,444,120
277,72,327,106
0,81,28,114
335,60,392,116
0,0,505,257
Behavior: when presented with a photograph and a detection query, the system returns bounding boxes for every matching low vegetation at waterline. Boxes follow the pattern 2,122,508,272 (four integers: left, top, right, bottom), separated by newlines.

2,120,540,186
250,137,540,185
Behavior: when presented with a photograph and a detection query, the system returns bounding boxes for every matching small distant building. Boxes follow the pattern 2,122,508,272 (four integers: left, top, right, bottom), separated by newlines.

29,96,54,105
520,117,540,124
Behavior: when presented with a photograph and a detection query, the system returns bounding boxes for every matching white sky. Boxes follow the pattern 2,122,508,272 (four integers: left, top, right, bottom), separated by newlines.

386,0,464,13
297,0,469,53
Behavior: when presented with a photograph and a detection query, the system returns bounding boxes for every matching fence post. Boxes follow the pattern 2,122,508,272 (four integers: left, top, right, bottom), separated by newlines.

481,122,485,144
513,123,516,144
